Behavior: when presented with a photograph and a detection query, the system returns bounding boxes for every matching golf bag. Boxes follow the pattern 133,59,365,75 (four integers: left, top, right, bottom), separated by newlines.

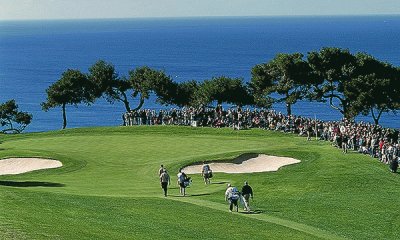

228,189,240,212
184,177,192,187
229,188,240,204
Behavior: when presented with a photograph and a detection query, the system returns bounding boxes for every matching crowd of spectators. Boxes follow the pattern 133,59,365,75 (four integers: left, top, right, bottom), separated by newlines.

123,106,400,171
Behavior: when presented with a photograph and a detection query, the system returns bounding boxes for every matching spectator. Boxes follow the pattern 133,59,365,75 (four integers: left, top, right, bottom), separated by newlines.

122,107,398,171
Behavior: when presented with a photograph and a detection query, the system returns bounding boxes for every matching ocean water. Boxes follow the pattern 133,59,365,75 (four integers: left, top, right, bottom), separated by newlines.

0,16,399,132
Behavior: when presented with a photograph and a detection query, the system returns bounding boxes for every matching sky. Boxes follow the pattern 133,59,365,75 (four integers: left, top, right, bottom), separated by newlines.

0,0,399,20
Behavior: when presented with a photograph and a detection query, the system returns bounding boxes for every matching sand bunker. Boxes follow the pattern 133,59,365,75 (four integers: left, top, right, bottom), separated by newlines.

182,154,300,174
0,158,62,175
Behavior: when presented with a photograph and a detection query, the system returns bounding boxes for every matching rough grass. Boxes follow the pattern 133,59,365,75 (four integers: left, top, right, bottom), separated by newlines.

0,126,399,239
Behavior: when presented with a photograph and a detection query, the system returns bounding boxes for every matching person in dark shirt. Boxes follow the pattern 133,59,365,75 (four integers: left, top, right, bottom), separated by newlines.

158,164,165,176
241,181,253,212
307,125,313,141
342,134,348,154
390,158,398,173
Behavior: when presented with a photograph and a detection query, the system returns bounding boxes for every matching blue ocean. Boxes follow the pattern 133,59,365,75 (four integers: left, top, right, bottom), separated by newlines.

0,16,399,132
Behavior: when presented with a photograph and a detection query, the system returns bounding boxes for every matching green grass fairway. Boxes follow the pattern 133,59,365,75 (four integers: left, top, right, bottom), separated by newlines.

1,126,399,239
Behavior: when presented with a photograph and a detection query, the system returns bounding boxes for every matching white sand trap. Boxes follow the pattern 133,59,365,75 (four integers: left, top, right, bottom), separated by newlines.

0,158,62,175
182,154,300,174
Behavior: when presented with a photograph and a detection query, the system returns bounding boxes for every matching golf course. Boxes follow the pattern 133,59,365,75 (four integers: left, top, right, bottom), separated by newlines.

0,126,399,239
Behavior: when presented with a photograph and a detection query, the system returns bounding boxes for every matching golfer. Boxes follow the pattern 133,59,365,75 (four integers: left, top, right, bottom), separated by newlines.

225,183,240,212
177,168,188,196
158,164,165,176
241,181,253,212
160,169,170,197
202,162,212,184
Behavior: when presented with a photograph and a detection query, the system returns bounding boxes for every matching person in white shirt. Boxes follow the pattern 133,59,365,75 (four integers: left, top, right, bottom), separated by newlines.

177,168,188,196
225,183,240,212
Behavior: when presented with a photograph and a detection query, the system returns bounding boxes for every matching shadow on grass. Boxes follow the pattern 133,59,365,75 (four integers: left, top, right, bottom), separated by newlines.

170,193,211,197
239,209,264,215
0,181,65,187
211,181,229,185
189,193,211,197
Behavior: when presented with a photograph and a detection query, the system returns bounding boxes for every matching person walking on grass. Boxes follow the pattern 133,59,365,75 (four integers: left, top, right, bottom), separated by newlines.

225,183,240,212
202,162,212,184
241,181,253,212
177,168,188,196
159,164,165,176
160,169,170,197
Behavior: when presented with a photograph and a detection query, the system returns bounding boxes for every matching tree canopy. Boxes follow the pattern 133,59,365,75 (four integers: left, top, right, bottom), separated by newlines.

194,76,253,107
346,53,400,124
42,69,93,129
88,60,132,112
307,47,357,119
251,48,400,123
0,99,32,133
43,52,400,127
251,53,315,116
160,80,199,107
128,66,175,111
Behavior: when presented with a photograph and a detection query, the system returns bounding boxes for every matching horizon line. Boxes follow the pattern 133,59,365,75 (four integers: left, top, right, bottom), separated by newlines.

1,13,400,22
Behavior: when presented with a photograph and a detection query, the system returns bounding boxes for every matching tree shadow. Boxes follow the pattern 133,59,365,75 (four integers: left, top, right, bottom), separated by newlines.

0,181,65,187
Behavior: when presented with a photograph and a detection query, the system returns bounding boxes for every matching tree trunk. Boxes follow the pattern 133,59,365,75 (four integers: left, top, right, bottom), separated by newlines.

376,109,384,125
132,95,145,111
328,94,346,118
7,119,14,132
285,92,292,116
342,101,349,119
335,98,348,120
62,103,67,129
120,91,131,112
286,102,292,116
371,108,384,125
